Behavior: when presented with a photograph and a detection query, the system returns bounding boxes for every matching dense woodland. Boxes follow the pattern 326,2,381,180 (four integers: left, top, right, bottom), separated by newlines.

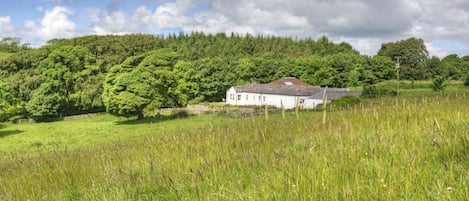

0,33,468,120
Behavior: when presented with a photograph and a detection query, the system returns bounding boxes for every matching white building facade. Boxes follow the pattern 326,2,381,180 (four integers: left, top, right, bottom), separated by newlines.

226,84,324,109
226,78,361,109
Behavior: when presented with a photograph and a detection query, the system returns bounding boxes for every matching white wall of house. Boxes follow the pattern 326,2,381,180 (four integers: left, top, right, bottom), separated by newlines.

226,87,239,105
226,87,323,109
303,99,327,109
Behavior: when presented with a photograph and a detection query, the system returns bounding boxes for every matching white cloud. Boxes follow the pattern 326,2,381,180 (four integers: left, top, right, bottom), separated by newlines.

129,0,196,33
425,42,449,58
413,0,469,53
22,6,76,45
153,0,194,27
92,10,128,35
336,37,383,56
0,16,15,38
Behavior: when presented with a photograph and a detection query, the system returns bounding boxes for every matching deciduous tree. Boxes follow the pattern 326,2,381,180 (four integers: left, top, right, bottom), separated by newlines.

377,37,429,80
103,49,181,119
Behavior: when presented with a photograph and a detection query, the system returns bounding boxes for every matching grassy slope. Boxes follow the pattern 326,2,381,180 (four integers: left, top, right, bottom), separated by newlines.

0,52,12,61
0,114,227,152
0,90,468,200
377,80,467,96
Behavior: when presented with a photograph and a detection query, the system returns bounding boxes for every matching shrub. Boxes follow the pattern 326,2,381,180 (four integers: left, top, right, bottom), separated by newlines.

362,83,398,98
188,96,205,105
362,84,379,98
464,74,469,87
431,76,446,92
170,109,189,119
226,109,242,118
332,95,361,106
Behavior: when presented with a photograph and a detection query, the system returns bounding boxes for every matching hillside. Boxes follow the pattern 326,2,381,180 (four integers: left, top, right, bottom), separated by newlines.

0,93,467,200
0,52,12,61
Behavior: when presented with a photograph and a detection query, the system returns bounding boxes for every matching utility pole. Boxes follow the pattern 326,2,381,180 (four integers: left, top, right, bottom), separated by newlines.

395,56,400,97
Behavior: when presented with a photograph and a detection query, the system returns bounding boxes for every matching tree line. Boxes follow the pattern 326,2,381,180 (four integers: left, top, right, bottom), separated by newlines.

0,33,468,120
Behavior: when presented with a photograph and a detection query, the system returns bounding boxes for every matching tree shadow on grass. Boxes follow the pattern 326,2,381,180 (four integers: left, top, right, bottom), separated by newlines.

115,110,191,125
114,116,184,125
0,130,24,138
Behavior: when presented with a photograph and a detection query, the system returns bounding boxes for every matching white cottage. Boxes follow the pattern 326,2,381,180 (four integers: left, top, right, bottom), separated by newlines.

226,83,323,109
226,78,361,109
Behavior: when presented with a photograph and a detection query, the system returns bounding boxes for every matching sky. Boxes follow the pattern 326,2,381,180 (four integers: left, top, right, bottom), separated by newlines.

1,0,469,57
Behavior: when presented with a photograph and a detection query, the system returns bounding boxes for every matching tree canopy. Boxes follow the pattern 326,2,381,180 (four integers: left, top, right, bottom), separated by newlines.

0,37,30,53
103,49,181,119
377,37,429,80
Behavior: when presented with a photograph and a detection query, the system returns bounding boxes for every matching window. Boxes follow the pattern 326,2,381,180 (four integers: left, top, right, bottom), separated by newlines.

230,94,234,100
300,99,305,104
263,96,266,101
237,94,241,101
258,96,261,101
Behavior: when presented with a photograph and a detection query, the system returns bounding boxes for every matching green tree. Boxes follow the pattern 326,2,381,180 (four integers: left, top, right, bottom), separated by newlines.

4,70,41,102
0,48,49,72
36,45,97,115
75,73,105,112
194,57,236,101
298,55,325,84
311,65,338,87
0,81,23,121
0,37,30,53
464,74,469,86
377,37,429,80
426,56,443,78
441,54,463,80
235,58,256,84
26,82,67,120
368,56,395,82
102,49,181,119
173,61,200,105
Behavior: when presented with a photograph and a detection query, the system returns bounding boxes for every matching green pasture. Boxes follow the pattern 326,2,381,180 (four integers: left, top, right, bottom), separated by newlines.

0,89,468,200
0,113,228,153
0,52,12,61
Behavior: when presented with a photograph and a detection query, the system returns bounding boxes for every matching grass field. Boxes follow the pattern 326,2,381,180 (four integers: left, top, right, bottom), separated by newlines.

0,91,468,200
0,52,12,61
0,114,228,153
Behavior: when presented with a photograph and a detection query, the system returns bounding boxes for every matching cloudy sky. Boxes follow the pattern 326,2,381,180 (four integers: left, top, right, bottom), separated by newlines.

1,0,469,57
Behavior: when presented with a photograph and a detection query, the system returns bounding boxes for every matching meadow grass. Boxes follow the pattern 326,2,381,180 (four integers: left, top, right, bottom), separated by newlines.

0,94,468,200
0,52,12,61
0,114,227,153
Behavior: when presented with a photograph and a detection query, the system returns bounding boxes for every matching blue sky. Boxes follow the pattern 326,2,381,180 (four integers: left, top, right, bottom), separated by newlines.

1,0,469,57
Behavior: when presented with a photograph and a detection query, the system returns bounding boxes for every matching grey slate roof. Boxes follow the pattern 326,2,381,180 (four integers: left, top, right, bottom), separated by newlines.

308,87,362,100
232,78,361,100
233,83,322,96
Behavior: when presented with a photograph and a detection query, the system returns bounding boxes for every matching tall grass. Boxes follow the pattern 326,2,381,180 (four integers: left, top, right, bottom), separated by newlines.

0,94,468,200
